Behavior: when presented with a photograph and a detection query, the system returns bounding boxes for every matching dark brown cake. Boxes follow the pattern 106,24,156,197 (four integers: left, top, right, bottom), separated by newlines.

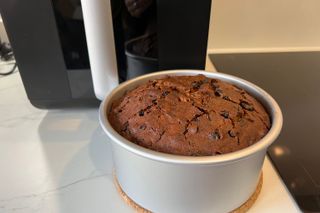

108,75,270,156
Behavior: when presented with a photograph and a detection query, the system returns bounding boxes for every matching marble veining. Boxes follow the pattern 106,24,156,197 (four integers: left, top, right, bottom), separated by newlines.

0,171,109,213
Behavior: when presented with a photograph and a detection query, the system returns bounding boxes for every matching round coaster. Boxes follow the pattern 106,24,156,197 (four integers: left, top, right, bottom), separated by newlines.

113,173,150,213
231,173,263,213
114,172,263,213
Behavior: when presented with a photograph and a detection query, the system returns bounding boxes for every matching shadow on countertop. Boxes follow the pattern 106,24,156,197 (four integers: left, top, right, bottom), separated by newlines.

37,108,99,143
36,108,130,212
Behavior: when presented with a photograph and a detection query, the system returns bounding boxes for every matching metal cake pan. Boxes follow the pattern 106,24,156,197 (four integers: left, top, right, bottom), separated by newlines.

99,70,283,212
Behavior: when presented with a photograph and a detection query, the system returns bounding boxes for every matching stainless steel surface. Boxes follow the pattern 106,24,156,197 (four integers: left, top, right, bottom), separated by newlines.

99,70,283,212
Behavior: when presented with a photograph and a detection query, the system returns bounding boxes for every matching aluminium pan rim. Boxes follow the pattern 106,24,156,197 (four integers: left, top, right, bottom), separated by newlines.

99,70,283,165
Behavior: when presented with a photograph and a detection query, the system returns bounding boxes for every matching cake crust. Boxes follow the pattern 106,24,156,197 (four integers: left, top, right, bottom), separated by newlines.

108,75,270,156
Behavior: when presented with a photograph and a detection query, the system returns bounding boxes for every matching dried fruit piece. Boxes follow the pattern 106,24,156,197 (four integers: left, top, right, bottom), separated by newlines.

214,88,223,97
192,81,203,89
151,80,157,87
162,91,169,97
240,101,254,111
138,110,144,116
210,130,221,140
223,96,230,101
152,99,157,104
228,130,236,138
220,111,229,118
139,125,146,130
210,79,218,90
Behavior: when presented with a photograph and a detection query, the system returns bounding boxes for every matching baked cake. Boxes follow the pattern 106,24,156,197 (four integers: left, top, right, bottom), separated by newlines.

108,75,270,156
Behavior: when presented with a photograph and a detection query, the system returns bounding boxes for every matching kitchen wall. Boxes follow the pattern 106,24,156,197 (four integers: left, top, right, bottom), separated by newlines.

207,0,320,53
0,14,9,43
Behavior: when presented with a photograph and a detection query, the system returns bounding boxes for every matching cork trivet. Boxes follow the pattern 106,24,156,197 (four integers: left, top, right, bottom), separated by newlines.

114,172,263,213
113,172,150,213
230,173,263,213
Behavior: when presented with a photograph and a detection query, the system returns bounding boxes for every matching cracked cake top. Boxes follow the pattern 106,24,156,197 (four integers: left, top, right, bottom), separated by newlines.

108,74,271,156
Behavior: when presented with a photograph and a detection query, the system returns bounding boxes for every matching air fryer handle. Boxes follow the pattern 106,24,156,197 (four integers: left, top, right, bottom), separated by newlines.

81,0,118,100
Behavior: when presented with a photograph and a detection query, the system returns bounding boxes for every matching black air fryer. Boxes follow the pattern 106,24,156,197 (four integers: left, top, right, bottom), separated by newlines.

0,0,212,108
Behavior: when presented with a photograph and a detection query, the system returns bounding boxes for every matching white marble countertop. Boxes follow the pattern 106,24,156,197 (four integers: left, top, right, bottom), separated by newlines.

0,72,301,213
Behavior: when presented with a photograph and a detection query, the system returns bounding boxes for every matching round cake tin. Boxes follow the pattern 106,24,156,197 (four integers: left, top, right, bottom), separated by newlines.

99,70,283,212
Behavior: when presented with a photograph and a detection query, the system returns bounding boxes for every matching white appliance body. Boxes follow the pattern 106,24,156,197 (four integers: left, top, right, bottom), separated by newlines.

81,0,119,100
